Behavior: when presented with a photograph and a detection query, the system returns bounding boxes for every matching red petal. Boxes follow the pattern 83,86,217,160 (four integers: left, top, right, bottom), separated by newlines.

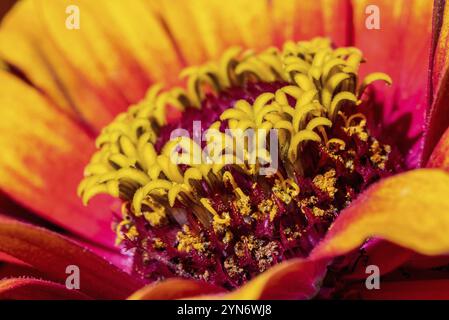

352,0,433,167
128,278,224,300
427,125,449,171
340,239,414,280
0,252,26,266
73,236,132,273
0,217,143,299
423,0,449,164
405,254,449,269
0,278,92,300
348,279,449,300
0,262,46,279
429,0,449,93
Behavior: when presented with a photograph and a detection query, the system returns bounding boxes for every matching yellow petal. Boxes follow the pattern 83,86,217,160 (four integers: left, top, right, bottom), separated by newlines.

153,0,273,64
214,259,327,300
271,0,353,47
128,278,224,300
312,169,449,259
0,70,114,246
0,0,183,130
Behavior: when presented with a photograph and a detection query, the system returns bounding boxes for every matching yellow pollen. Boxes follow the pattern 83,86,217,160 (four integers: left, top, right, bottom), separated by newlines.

200,198,232,231
114,221,127,245
271,172,300,204
344,113,369,141
153,238,166,250
235,194,252,216
176,225,207,253
312,207,326,217
283,227,302,241
213,212,231,233
313,169,337,199
223,172,252,216
115,223,139,245
256,199,279,221
284,179,300,198
272,182,292,204
370,140,391,170
143,210,166,227
223,231,233,244
327,138,346,150
141,198,167,227
299,196,319,213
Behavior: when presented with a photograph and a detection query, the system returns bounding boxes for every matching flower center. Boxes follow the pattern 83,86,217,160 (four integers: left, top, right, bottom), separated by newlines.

78,37,401,289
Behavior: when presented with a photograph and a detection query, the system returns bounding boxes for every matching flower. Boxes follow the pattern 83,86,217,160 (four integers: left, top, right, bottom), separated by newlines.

0,0,449,300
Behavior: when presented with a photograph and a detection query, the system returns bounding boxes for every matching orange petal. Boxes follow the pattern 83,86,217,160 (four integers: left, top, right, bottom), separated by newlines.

151,0,273,65
312,169,449,260
151,0,353,66
218,259,328,300
352,0,433,167
0,0,183,130
0,217,143,299
0,278,92,300
0,70,117,246
427,125,449,171
271,0,353,47
128,278,224,300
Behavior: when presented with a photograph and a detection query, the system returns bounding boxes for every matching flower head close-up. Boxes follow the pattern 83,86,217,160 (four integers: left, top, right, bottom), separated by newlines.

1,0,449,301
